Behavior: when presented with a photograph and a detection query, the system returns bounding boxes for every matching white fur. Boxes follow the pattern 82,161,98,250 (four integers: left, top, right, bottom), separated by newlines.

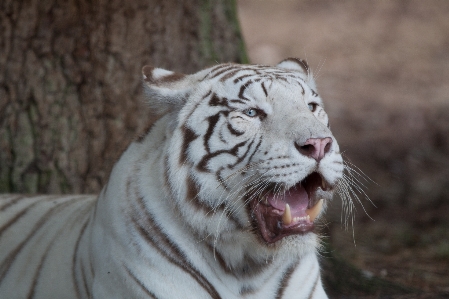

0,59,344,298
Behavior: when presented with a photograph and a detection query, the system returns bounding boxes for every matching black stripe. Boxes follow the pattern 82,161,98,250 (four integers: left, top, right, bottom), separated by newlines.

238,80,253,101
246,137,262,165
184,90,212,121
272,75,289,83
229,115,245,121
179,91,212,165
218,130,227,144
0,198,79,284
205,242,271,277
206,64,234,79
180,125,199,165
307,274,320,299
203,113,221,154
239,285,255,296
207,64,227,75
0,195,25,211
209,65,238,79
229,139,254,169
165,156,221,219
233,74,255,84
229,99,246,105
298,81,305,95
165,156,241,229
163,156,171,190
227,123,244,136
124,266,158,299
88,256,95,279
197,141,247,173
219,69,244,82
80,262,91,299
133,219,221,299
27,244,53,299
205,243,230,274
0,195,58,212
230,125,264,180
72,218,91,299
215,167,231,191
27,201,91,299
136,122,155,143
185,174,219,215
261,82,268,97
0,200,41,237
209,93,230,108
275,262,298,299
132,194,221,299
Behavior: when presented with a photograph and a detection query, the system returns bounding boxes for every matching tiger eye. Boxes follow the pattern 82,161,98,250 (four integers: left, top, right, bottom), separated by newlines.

308,103,317,112
244,109,258,117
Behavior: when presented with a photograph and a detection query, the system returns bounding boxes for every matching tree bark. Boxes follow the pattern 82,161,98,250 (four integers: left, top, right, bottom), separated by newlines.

0,0,247,193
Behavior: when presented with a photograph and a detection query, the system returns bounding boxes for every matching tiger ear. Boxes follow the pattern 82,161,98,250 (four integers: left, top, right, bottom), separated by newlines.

142,65,194,114
277,57,309,74
276,58,316,89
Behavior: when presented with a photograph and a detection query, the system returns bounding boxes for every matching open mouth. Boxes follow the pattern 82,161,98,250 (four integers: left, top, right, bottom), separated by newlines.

249,172,331,244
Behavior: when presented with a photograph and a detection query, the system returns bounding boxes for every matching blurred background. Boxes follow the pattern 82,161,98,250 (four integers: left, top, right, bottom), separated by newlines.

1,0,448,297
238,0,449,296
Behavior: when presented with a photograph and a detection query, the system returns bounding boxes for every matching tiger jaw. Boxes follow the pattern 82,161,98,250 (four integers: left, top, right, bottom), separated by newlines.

250,172,332,244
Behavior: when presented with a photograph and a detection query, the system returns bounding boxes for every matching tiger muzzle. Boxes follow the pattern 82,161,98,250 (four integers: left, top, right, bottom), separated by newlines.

249,172,331,243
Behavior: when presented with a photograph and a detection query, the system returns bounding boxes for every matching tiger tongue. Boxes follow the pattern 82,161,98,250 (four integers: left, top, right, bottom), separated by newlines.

267,186,309,215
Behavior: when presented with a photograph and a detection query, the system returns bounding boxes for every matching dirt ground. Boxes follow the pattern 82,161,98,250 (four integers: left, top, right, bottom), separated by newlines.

238,1,449,297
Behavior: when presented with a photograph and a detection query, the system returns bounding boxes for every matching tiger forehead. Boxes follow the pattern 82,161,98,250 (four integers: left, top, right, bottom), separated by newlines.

205,63,308,83
203,76,315,105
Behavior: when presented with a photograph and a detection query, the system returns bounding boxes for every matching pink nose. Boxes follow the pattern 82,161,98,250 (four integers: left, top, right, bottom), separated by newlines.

295,137,332,161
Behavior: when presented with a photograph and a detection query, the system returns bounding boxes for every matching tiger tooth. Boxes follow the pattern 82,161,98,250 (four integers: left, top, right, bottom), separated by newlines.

305,199,324,222
282,204,292,225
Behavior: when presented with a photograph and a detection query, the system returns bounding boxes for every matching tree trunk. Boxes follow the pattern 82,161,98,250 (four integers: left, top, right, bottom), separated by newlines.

0,0,247,193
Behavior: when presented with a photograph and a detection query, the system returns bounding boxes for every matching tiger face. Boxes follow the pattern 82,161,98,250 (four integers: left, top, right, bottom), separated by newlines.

143,58,344,258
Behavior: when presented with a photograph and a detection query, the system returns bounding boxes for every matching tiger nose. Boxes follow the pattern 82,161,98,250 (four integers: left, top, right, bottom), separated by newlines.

295,137,332,161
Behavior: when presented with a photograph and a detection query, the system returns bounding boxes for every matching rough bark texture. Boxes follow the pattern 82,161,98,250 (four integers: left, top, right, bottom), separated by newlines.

0,0,247,193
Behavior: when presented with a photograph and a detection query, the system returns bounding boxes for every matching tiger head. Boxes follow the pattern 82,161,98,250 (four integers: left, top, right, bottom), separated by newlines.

142,58,344,262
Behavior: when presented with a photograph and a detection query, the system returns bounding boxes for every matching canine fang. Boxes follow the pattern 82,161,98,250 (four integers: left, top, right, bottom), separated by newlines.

305,199,324,222
282,203,292,225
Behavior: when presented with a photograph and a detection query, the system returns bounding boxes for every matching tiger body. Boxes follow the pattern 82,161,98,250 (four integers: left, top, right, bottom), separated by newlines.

0,58,343,298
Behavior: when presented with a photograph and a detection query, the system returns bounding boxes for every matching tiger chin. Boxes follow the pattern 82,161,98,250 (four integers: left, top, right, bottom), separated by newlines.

0,58,343,298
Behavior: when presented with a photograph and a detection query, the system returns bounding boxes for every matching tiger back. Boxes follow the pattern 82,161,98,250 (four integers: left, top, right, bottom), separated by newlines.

0,58,344,298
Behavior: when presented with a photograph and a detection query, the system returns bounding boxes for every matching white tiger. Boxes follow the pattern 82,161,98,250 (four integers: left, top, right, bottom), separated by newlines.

0,58,344,298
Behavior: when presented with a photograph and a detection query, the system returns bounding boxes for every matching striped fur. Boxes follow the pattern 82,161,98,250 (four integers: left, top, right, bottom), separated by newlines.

0,58,344,298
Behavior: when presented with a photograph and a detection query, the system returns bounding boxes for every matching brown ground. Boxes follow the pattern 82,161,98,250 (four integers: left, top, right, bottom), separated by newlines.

238,1,449,297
